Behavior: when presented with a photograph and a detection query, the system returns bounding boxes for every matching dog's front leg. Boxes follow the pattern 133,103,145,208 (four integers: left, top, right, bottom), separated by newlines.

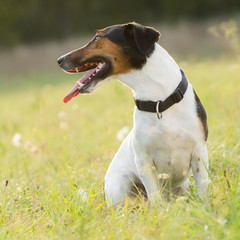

134,154,161,206
191,145,209,198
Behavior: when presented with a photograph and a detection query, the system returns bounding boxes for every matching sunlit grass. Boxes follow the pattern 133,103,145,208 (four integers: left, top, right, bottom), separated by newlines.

0,58,240,239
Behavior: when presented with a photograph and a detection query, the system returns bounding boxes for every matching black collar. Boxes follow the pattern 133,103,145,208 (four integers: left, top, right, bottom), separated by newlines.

134,69,188,118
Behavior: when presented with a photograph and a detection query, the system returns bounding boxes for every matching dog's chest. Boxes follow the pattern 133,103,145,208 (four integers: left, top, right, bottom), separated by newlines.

145,122,193,156
133,111,197,181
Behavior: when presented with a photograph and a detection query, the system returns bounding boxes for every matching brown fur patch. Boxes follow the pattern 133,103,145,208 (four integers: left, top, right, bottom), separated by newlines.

97,38,133,75
65,37,133,76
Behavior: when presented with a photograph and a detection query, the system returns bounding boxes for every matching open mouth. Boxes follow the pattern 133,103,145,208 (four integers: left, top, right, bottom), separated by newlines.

63,59,109,103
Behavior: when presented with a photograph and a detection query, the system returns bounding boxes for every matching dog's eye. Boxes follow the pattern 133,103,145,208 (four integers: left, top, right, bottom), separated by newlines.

92,35,100,43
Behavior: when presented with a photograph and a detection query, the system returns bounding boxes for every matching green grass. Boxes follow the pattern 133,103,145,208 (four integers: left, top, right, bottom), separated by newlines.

0,58,240,239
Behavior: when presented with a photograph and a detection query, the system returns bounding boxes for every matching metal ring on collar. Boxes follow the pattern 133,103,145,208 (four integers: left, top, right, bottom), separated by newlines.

156,101,163,119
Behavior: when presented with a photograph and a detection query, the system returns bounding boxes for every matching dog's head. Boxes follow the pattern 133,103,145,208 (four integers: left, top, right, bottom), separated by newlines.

57,22,160,103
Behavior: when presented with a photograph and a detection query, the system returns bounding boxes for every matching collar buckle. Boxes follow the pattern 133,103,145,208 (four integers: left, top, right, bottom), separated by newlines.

156,101,163,119
171,89,183,103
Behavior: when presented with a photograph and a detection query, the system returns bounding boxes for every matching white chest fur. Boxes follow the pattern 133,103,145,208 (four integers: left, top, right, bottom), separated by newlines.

132,91,200,187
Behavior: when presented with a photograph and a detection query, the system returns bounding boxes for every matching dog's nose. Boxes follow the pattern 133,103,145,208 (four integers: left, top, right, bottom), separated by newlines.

57,56,64,66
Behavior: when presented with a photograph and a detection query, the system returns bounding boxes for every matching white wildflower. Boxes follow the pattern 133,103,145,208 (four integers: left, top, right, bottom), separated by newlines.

12,133,22,147
217,218,227,226
204,225,208,233
176,196,187,202
58,110,66,119
158,173,171,179
59,121,69,130
77,188,88,201
72,103,79,111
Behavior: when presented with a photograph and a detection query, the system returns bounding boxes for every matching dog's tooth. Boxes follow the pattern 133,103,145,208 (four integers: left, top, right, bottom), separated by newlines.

75,67,79,73
77,81,84,87
92,73,95,76
98,63,103,69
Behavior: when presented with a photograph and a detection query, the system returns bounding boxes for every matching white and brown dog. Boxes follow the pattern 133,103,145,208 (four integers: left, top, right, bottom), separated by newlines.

57,22,209,206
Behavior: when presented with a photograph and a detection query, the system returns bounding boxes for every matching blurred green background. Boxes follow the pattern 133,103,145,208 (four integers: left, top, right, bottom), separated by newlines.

1,0,240,46
0,0,239,80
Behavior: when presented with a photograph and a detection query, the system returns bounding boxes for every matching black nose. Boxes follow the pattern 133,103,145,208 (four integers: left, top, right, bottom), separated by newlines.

57,56,64,66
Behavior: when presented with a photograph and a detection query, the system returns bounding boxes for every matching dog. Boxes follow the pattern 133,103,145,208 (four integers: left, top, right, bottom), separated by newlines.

57,22,209,207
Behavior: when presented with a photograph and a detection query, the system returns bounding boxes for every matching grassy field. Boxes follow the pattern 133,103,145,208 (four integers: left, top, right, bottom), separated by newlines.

0,57,240,239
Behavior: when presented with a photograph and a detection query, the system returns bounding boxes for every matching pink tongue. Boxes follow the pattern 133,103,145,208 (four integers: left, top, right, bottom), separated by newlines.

63,68,97,103
63,83,80,103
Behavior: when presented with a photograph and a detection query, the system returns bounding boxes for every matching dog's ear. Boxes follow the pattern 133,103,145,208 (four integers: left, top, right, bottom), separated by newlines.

124,23,160,55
